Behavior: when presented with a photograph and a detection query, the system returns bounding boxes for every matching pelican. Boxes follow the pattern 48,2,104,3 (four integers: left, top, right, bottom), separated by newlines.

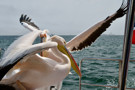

0,3,127,90
0,30,81,89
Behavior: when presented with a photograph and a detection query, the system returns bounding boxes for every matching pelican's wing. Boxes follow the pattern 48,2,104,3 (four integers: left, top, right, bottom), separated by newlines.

20,14,40,31
3,31,42,58
66,4,127,51
19,14,51,41
0,41,57,80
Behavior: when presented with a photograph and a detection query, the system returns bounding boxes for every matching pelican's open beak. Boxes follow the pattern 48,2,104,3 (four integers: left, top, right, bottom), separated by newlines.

57,45,82,77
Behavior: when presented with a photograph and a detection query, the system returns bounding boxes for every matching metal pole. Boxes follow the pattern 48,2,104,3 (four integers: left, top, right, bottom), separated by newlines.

120,0,135,90
118,61,122,88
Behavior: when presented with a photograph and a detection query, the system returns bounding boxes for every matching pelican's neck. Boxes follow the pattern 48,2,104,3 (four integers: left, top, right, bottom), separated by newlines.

51,47,70,64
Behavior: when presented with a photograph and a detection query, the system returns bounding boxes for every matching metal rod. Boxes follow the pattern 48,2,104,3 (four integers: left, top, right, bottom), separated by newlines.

118,61,122,88
120,0,135,89
81,83,118,88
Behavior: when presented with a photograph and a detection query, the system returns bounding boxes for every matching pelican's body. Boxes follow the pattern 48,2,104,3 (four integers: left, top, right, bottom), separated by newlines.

3,53,70,89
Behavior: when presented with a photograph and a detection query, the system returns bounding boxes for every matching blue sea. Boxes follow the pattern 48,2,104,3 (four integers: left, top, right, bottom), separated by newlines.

0,35,135,90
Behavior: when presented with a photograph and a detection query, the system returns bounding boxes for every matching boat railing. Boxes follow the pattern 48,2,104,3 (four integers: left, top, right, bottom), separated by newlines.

79,58,135,90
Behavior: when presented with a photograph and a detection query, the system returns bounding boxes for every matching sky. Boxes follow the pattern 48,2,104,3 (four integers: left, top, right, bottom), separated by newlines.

0,0,126,35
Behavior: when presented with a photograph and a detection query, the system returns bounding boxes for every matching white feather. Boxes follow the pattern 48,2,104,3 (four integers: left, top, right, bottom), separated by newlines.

21,22,39,31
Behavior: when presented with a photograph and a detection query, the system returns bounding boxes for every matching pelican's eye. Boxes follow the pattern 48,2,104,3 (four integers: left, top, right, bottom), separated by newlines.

64,41,66,44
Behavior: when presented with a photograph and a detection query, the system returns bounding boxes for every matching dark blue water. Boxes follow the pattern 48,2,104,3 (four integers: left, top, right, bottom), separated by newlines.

1,35,135,90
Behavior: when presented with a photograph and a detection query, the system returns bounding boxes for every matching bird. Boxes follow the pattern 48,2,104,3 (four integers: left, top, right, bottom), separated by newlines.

1,2,127,90
0,30,81,90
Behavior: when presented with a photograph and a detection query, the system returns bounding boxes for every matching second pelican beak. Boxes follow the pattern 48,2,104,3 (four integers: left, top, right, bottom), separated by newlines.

57,45,82,77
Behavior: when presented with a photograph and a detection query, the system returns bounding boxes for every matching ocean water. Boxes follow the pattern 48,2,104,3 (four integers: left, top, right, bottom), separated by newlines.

0,35,135,90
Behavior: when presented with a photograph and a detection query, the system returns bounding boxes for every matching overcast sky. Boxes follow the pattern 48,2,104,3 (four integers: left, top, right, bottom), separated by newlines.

0,0,126,35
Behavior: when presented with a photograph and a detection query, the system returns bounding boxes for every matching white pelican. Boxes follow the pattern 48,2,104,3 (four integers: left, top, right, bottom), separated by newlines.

0,3,127,90
0,30,81,90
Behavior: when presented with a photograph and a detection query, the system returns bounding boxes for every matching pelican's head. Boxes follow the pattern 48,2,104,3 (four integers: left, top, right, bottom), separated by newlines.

49,35,82,77
50,35,66,46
